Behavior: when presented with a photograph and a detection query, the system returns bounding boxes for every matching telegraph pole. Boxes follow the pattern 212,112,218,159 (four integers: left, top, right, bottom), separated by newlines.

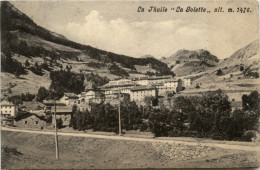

54,99,59,159
118,88,122,135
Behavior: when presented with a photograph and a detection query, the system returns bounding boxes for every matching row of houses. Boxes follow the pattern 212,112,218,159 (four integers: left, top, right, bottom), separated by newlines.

54,76,192,109
0,76,191,130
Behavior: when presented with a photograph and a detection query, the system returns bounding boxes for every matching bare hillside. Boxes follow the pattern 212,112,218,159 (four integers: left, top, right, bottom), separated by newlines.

162,49,219,76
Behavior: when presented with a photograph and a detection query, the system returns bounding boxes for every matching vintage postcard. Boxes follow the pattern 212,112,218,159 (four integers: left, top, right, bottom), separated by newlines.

1,0,259,169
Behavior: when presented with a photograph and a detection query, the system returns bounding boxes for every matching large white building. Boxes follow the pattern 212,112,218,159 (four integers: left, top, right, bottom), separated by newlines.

98,76,191,105
133,76,172,86
1,100,18,117
130,85,158,102
134,79,149,86
101,79,137,95
154,79,179,96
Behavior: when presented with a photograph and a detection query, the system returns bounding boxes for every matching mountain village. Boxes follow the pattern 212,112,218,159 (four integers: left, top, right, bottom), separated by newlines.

1,1,260,169
1,75,191,129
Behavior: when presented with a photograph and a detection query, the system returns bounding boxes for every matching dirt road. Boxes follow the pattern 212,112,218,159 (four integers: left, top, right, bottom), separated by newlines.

2,126,260,152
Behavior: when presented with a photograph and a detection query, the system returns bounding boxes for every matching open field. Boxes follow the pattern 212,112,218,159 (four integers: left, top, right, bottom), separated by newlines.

1,71,51,98
2,129,260,169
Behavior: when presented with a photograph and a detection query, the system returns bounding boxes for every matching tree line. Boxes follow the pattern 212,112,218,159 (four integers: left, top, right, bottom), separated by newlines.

8,93,36,105
108,63,129,77
1,49,26,77
70,90,260,141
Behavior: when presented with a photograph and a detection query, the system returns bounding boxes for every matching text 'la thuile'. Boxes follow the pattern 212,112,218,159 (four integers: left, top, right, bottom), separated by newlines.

137,6,229,13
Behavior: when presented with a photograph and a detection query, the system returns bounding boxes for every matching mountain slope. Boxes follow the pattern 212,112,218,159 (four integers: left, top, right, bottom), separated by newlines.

1,1,173,77
188,40,260,93
162,49,219,76
219,40,259,68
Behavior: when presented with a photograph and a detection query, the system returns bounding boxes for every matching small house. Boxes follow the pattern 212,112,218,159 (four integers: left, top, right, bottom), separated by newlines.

14,113,47,130
60,93,78,106
51,106,72,126
43,100,66,113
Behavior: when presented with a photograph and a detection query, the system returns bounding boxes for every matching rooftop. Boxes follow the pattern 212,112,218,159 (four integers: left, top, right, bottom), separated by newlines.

43,100,66,106
147,76,171,80
51,106,73,113
64,93,78,98
1,100,15,106
165,79,178,83
101,83,137,89
130,85,156,91
84,82,95,91
152,83,164,86
14,112,46,121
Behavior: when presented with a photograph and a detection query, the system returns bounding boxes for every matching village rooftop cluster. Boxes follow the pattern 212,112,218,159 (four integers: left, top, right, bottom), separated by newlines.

1,76,191,129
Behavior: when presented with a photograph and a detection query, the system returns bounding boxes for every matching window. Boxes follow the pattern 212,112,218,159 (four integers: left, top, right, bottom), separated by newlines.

36,121,39,125
25,121,27,124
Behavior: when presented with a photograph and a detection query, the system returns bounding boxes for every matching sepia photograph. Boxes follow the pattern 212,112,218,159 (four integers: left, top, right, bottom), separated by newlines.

1,0,260,169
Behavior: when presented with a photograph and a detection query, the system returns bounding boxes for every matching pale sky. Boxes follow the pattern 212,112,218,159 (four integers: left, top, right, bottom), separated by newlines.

11,1,259,59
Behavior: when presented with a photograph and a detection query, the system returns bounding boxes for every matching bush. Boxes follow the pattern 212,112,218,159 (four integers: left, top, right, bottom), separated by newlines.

139,122,149,132
37,86,49,102
149,109,186,137
240,65,244,71
210,133,225,140
56,118,63,129
242,130,256,142
216,69,224,76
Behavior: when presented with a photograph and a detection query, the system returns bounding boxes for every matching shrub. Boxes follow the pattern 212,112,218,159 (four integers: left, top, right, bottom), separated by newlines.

149,109,186,137
210,133,225,140
56,118,63,129
242,130,256,142
240,65,244,71
139,122,149,132
37,86,49,102
216,69,224,76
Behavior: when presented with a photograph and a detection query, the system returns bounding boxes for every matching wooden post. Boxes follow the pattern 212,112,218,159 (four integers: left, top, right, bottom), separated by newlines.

54,100,59,159
118,88,122,135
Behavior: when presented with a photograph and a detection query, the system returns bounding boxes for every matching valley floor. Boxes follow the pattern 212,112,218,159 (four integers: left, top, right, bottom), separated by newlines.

1,127,260,169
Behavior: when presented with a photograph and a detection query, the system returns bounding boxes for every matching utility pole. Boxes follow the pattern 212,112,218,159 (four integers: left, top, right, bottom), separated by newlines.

54,99,59,159
118,88,122,135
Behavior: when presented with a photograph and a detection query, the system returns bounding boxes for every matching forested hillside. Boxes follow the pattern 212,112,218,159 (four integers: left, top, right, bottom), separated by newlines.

1,1,173,77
